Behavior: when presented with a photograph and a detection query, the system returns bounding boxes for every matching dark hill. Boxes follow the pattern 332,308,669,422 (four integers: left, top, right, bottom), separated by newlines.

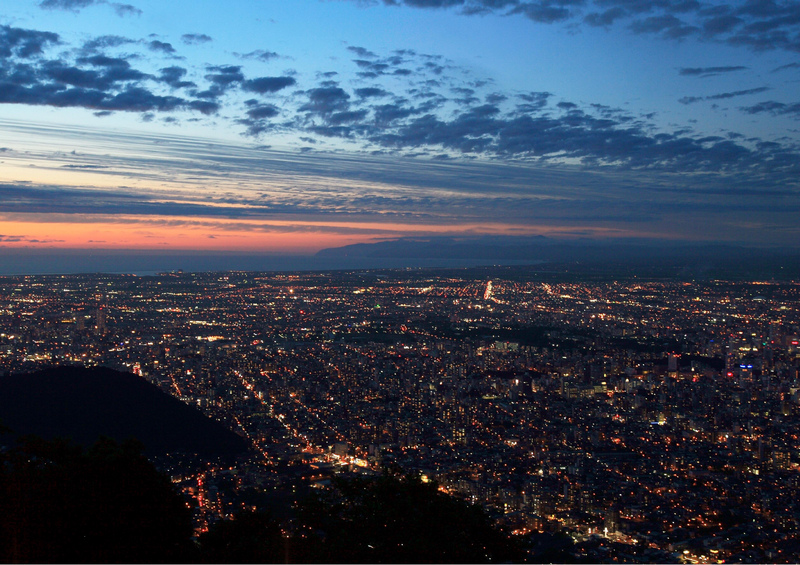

0,366,249,458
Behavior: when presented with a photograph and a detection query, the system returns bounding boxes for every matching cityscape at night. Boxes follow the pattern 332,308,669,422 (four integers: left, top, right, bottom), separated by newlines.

1,266,799,562
2,0,800,561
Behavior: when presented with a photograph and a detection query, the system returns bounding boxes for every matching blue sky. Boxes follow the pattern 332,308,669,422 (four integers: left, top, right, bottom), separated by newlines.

1,0,799,254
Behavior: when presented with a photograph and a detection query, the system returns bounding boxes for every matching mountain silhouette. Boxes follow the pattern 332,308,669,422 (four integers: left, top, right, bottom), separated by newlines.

0,365,248,458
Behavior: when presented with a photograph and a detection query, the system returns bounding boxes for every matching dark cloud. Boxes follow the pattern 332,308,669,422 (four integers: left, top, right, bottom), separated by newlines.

629,14,698,39
181,33,213,45
740,100,800,117
39,0,141,16
679,65,749,76
347,46,377,57
148,40,176,54
39,0,99,11
186,100,219,114
205,65,244,86
195,65,244,98
78,54,131,68
345,0,800,53
585,7,627,27
99,87,184,112
0,182,254,218
40,60,150,90
355,87,389,98
237,99,282,136
772,62,800,71
701,14,743,35
516,91,552,112
111,3,142,16
81,35,134,52
372,103,420,124
354,59,391,77
241,76,297,94
328,90,800,182
236,49,280,62
510,2,574,24
0,30,216,116
327,109,369,125
2,21,797,202
351,51,418,78
448,88,476,106
678,86,770,104
245,102,281,119
158,66,195,89
299,86,351,116
0,25,60,58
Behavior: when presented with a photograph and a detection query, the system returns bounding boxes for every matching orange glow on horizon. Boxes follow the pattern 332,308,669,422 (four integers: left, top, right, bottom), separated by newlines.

1,213,657,252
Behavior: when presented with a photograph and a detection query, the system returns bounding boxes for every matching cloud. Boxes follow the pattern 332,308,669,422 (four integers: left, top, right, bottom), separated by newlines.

244,102,281,119
342,0,800,53
194,65,244,98
629,14,698,39
299,85,352,117
350,95,799,179
517,91,552,112
4,120,799,248
80,35,135,52
241,76,297,94
372,103,420,124
111,3,142,16
679,65,749,76
0,25,60,58
148,40,176,54
2,22,798,206
740,100,800,117
347,45,378,57
351,51,415,78
39,0,99,11
678,86,770,104
355,87,389,98
510,2,574,24
237,99,283,136
235,49,280,62
181,33,213,45
39,0,142,17
585,6,627,27
158,66,195,89
772,62,800,72
0,28,218,115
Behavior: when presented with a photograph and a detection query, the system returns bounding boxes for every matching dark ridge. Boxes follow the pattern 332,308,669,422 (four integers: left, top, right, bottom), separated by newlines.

316,238,800,280
0,365,249,458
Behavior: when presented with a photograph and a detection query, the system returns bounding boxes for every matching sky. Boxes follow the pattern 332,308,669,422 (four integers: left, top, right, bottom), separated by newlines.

1,0,799,262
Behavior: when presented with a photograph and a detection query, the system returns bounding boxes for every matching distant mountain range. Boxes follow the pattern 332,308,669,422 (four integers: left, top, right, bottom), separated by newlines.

316,237,800,279
0,366,248,458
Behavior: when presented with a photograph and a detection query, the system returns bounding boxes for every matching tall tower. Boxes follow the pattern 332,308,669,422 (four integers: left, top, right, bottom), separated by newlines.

94,306,106,335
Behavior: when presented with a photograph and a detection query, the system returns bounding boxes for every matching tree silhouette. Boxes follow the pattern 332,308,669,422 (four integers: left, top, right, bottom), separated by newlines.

0,436,195,563
198,510,286,563
293,472,523,563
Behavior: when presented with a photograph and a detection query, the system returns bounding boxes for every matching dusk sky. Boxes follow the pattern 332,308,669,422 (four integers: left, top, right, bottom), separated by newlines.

1,0,799,257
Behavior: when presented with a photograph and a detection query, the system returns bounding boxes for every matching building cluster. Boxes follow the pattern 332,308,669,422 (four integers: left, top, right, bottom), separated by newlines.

1,269,799,563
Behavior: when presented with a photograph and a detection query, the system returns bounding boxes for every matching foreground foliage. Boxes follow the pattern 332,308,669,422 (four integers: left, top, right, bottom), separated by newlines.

0,430,522,563
291,473,524,563
0,435,195,563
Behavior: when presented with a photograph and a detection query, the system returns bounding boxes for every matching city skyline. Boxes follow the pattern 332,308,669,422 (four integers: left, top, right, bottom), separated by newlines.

2,268,799,562
1,0,800,266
